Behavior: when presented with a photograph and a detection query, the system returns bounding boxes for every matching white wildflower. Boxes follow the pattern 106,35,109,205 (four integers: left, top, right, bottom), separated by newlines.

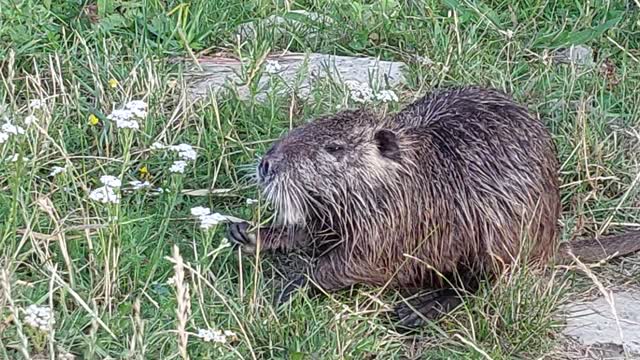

168,143,197,161
6,154,29,162
0,132,8,143
198,213,229,229
2,122,25,135
415,55,434,66
29,99,45,110
169,160,187,173
100,175,122,188
125,100,147,108
246,198,258,205
197,328,237,343
375,89,399,103
265,60,282,74
23,304,54,333
190,206,211,217
166,275,176,286
49,166,66,177
150,142,165,150
106,100,147,129
219,237,231,249
24,115,37,126
129,180,151,190
124,100,147,115
344,80,374,103
107,109,140,129
88,186,120,204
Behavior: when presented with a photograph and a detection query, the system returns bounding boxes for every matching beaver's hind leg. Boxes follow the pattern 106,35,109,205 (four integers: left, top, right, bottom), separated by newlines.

394,288,465,328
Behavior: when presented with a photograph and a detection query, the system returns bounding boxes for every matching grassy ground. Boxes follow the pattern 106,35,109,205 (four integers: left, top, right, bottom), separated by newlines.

1,0,639,359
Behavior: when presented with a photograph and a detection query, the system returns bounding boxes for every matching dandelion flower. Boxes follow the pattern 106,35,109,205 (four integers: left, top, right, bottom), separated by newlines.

88,114,100,126
100,175,122,188
88,186,120,204
190,206,211,217
169,160,187,173
108,78,119,88
49,166,66,176
265,60,282,74
24,304,54,333
139,165,150,177
24,115,37,126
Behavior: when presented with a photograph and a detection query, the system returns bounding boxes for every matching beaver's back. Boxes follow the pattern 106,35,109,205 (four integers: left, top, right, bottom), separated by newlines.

346,87,561,288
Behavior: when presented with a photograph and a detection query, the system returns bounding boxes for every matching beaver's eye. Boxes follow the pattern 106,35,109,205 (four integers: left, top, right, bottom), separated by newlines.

324,143,345,154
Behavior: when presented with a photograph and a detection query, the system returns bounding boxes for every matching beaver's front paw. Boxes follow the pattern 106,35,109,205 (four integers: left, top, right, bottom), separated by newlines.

228,222,257,254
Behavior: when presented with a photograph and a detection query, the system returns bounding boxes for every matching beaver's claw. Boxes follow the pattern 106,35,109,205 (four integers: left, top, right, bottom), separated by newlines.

274,274,308,307
227,222,256,254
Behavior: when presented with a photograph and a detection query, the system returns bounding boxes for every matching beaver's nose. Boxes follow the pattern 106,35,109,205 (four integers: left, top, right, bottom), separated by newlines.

258,157,271,179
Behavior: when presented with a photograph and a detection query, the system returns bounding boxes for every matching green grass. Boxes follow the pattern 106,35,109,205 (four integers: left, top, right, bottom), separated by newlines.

1,0,639,359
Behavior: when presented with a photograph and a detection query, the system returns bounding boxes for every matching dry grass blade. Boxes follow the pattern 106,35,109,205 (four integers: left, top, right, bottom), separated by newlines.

1,266,31,359
169,245,190,360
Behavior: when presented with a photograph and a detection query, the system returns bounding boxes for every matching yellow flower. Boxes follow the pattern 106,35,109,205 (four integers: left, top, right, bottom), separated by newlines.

108,79,119,88
139,165,151,180
88,114,99,126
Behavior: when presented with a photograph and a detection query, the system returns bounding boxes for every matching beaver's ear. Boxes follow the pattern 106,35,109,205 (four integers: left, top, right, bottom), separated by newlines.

374,129,400,160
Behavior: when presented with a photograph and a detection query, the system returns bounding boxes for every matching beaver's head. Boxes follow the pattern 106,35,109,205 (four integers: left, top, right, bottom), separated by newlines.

256,109,404,226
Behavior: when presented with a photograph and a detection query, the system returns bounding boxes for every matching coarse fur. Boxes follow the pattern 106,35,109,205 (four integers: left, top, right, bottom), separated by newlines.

228,86,640,328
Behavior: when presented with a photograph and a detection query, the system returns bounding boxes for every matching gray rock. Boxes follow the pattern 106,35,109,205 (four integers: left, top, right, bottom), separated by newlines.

562,290,640,357
183,52,406,103
553,45,594,67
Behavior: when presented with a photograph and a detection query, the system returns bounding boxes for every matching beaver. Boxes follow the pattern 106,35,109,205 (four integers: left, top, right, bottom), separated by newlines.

228,86,640,328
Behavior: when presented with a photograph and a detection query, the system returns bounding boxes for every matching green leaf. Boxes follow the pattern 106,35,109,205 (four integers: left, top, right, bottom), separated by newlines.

531,16,622,49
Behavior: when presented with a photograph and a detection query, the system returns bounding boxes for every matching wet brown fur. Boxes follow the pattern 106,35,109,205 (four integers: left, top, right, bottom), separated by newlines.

229,86,640,327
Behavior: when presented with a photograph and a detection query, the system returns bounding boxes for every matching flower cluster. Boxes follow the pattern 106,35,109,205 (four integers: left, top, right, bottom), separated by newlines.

106,100,147,129
343,80,399,103
49,166,67,177
190,206,232,230
89,175,121,204
29,99,45,110
128,180,151,190
196,328,238,344
24,304,55,333
150,142,197,174
5,154,29,162
0,120,25,144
